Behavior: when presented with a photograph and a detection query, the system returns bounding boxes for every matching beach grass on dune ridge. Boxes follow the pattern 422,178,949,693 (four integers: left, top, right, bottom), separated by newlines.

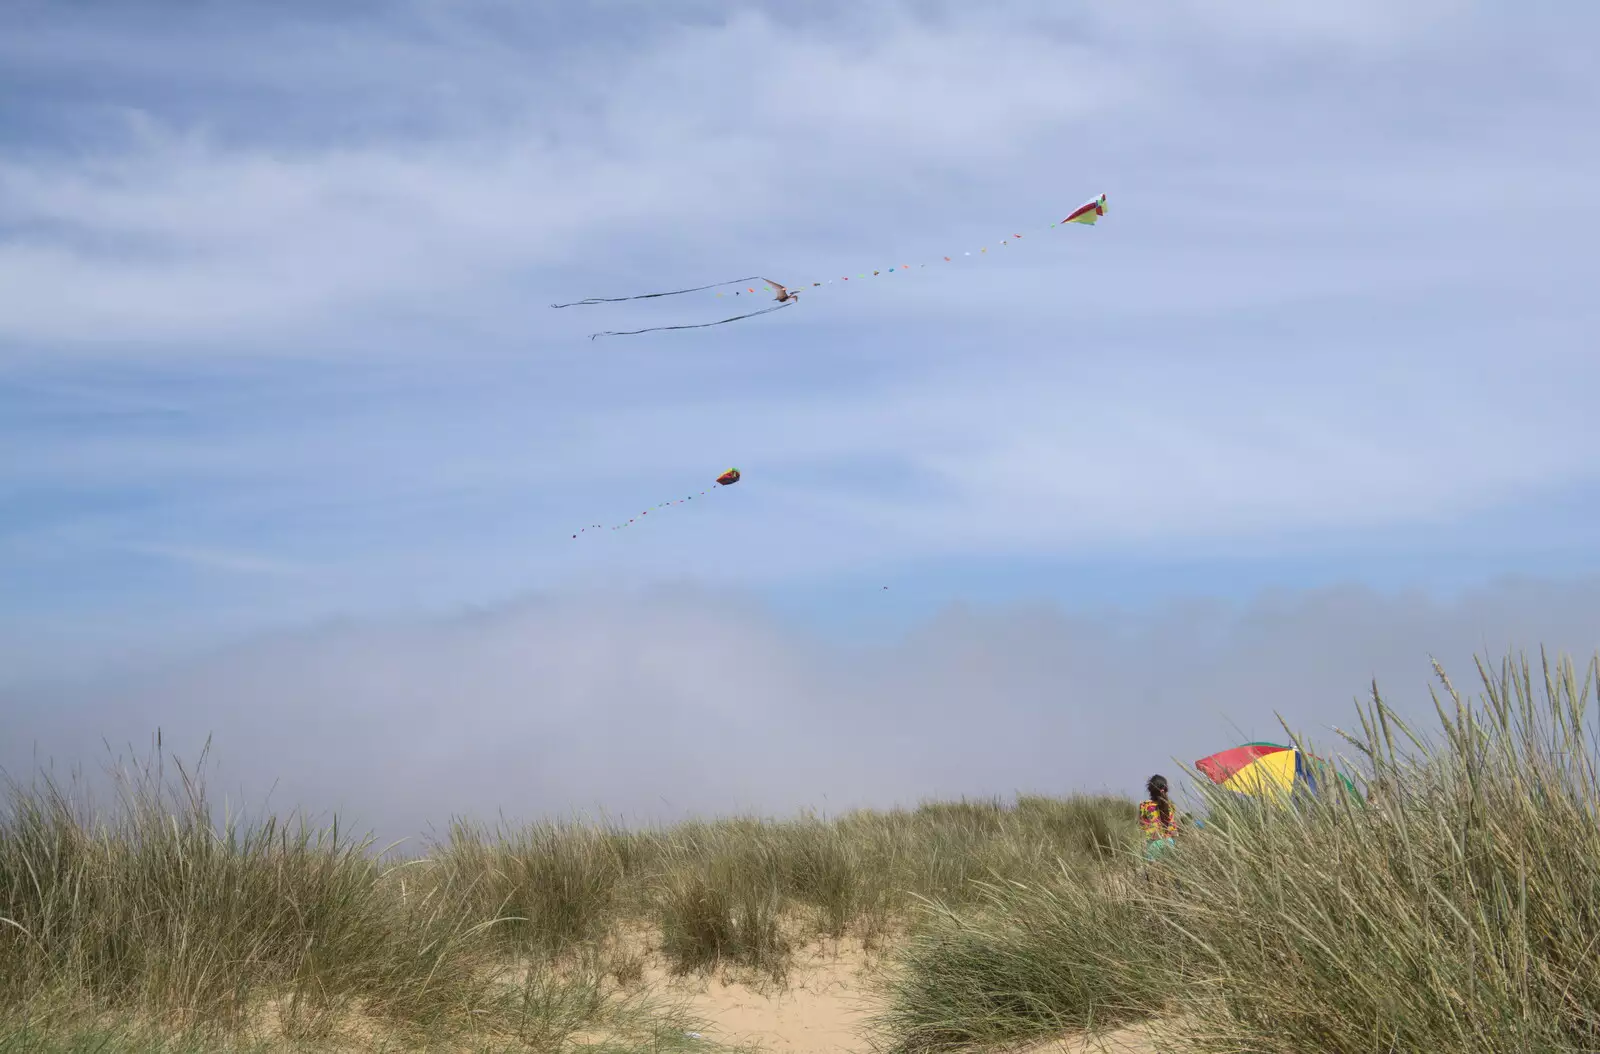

0,735,1134,1049
1151,649,1600,1053
869,648,1600,1054
870,870,1173,1054
6,647,1595,1053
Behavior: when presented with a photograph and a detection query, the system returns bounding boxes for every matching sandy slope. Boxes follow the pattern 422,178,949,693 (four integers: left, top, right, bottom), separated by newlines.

642,935,1162,1054
659,939,882,1054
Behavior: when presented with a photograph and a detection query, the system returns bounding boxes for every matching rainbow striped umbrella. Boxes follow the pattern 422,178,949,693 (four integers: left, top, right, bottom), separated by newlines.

1195,742,1356,798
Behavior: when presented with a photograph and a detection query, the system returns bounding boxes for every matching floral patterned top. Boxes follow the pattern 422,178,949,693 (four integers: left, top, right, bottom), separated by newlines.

1139,799,1178,841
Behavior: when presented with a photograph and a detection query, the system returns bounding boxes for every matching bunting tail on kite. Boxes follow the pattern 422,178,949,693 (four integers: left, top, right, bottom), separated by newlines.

571,467,744,537
555,193,1107,338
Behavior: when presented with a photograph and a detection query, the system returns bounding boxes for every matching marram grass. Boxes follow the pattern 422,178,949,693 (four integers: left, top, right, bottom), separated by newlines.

6,649,1594,1053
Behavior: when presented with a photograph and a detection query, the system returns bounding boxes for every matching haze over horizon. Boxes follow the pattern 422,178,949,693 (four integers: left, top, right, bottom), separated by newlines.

4,1,1597,842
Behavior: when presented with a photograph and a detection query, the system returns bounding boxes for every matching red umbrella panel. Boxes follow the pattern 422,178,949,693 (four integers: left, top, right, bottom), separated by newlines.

1196,742,1355,798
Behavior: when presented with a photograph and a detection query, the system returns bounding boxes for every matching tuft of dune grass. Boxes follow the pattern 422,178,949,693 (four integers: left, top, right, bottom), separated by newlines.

33,646,1595,1052
419,795,1139,985
1147,649,1600,1053
0,732,1138,1048
432,818,627,958
0,744,506,1038
0,745,699,1051
870,866,1170,1054
868,649,1600,1054
656,843,790,982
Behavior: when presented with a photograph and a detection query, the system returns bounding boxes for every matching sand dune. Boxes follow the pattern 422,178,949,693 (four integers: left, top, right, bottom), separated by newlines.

665,940,882,1054
636,933,1161,1054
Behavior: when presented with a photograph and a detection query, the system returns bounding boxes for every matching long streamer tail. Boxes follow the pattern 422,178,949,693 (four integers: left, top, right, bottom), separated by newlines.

552,275,768,309
589,300,793,340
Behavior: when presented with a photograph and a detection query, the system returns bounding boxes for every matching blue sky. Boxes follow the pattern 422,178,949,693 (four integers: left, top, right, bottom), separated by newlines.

3,1,1599,835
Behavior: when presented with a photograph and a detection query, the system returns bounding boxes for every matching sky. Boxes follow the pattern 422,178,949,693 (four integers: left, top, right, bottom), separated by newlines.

3,0,1598,843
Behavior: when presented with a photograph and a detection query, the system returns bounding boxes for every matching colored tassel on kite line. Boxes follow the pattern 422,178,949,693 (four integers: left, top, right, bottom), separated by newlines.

571,468,741,537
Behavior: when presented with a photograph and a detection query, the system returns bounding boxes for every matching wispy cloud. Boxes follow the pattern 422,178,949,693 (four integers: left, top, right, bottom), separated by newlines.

0,0,1544,349
118,542,309,578
2,0,1596,694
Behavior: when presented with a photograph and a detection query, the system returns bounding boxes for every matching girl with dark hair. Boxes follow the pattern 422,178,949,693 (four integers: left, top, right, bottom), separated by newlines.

1139,774,1178,862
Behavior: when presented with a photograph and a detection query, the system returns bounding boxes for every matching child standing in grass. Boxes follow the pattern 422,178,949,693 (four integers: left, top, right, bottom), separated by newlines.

1139,774,1179,862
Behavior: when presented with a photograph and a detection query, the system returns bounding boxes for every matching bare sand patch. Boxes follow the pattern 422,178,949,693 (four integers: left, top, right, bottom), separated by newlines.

622,932,885,1054
615,925,1163,1054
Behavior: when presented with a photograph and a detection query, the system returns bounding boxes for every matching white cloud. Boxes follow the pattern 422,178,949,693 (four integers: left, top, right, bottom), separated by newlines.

0,0,1513,351
1125,0,1475,49
0,6,1117,346
2,0,1596,641
118,542,311,578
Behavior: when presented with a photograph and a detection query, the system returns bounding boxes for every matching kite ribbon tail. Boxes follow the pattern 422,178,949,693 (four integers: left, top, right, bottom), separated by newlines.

552,276,768,309
589,300,793,340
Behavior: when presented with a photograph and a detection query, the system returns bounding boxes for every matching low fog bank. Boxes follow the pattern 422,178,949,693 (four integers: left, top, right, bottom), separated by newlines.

6,577,1599,848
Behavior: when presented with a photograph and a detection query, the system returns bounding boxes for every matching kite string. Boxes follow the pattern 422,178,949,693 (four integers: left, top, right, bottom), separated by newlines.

589,300,793,340
552,275,767,308
572,479,726,536
717,194,1107,299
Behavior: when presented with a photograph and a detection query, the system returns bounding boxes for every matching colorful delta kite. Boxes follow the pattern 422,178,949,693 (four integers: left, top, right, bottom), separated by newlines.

572,467,743,538
1062,195,1108,225
551,195,1107,339
1194,742,1358,800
